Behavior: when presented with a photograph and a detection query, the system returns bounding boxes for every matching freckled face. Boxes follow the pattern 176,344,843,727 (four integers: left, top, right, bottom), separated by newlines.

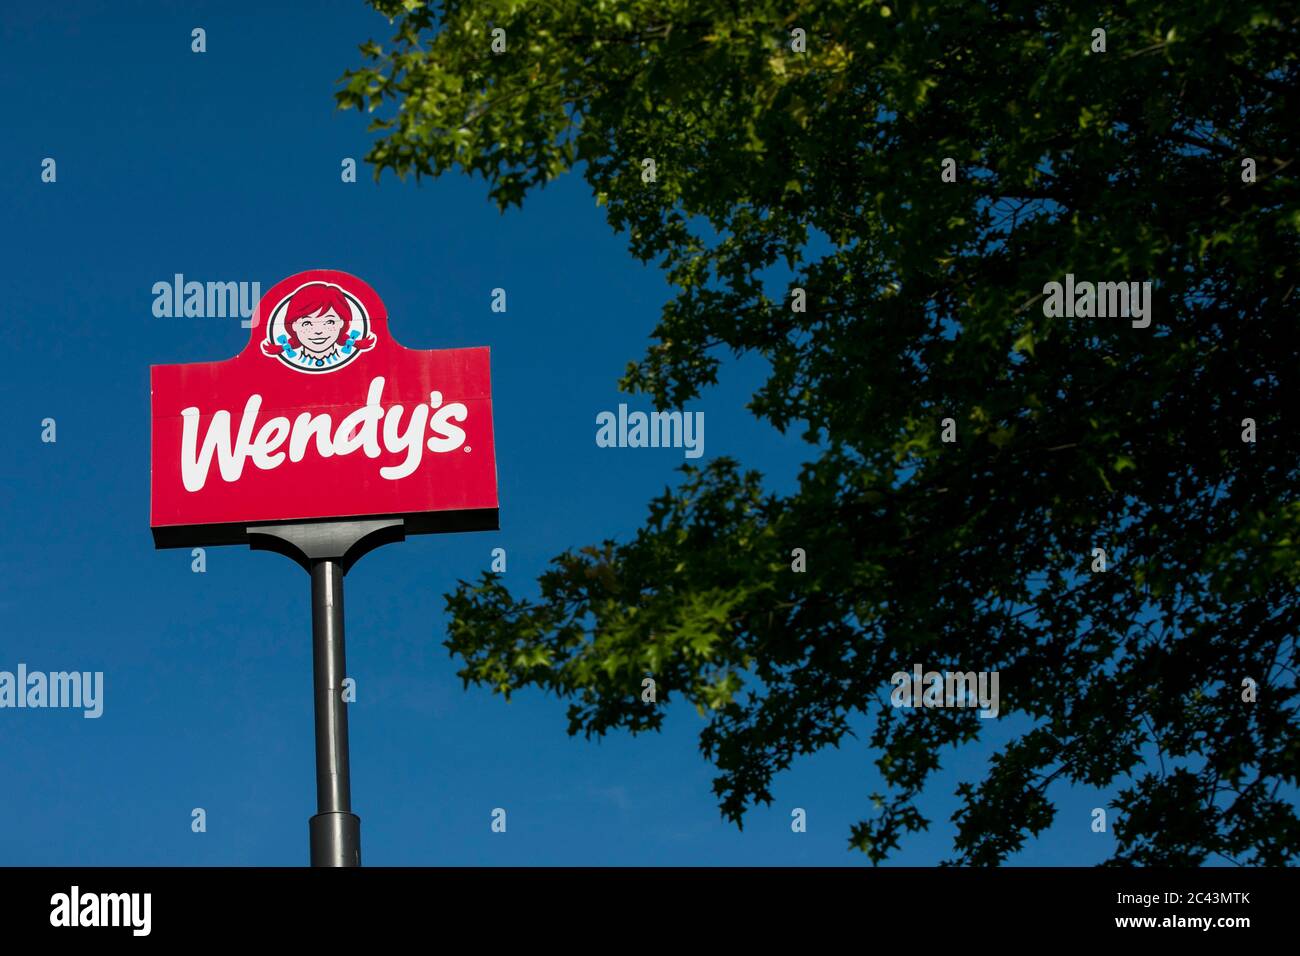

292,308,345,355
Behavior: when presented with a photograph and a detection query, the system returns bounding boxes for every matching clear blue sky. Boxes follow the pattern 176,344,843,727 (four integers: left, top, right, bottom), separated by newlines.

0,0,1121,865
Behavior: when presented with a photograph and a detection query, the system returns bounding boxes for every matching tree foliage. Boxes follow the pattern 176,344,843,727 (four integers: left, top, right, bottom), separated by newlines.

341,0,1300,863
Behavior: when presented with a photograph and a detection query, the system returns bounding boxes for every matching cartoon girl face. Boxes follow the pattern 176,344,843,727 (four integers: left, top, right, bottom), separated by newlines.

262,281,376,371
291,307,346,356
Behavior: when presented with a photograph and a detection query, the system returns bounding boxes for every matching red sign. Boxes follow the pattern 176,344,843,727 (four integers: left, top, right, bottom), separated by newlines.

151,270,498,547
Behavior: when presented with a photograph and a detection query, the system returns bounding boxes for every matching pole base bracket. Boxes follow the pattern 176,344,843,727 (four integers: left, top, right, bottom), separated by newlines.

310,811,362,867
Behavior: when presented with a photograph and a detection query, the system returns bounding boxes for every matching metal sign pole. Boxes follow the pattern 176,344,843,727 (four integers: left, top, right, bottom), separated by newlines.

247,517,406,867
309,558,360,866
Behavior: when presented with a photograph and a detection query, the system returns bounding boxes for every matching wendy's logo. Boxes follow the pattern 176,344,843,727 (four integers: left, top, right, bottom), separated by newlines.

261,281,377,373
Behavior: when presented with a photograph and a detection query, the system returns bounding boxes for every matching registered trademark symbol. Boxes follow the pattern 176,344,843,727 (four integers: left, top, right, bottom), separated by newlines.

464,446,472,453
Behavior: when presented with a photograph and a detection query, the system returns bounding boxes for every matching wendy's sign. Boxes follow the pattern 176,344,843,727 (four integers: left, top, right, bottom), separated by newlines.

150,270,499,547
